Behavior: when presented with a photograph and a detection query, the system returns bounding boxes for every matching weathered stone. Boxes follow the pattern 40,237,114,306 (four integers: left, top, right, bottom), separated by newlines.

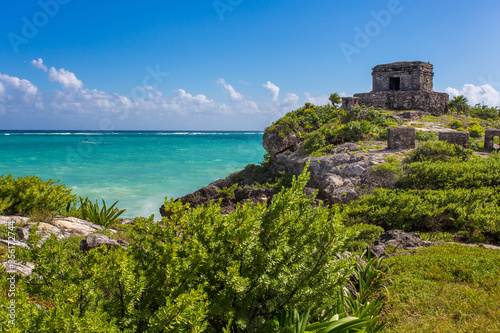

2,261,34,276
369,245,386,258
340,164,366,177
16,222,63,242
341,97,359,111
0,238,29,248
479,244,500,251
388,127,415,150
234,187,275,206
80,234,120,252
120,218,135,225
52,216,104,237
439,131,469,148
349,62,448,114
376,230,421,249
484,128,500,151
262,132,299,155
0,216,30,225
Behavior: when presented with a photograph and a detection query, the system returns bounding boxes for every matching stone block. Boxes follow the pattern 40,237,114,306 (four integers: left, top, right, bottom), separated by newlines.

439,131,470,148
388,127,415,150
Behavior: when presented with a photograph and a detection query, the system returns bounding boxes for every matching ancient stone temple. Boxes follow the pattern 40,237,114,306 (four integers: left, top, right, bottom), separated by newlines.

342,62,449,115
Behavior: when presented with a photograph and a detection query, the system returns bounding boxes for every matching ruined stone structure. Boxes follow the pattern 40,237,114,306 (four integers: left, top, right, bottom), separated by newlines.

439,131,470,148
342,62,449,115
484,128,500,151
387,127,415,150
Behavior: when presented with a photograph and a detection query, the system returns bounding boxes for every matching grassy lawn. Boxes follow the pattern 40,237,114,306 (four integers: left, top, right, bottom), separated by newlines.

383,244,500,332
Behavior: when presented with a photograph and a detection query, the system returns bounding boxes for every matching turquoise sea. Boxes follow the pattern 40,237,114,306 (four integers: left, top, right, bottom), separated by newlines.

0,131,266,218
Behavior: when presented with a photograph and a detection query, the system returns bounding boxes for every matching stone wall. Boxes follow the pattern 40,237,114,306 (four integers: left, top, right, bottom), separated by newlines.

354,91,449,115
372,62,434,92
387,127,415,150
341,97,359,111
439,131,469,148
485,129,500,150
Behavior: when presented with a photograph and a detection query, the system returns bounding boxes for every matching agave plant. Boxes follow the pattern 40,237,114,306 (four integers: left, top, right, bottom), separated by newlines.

79,197,125,228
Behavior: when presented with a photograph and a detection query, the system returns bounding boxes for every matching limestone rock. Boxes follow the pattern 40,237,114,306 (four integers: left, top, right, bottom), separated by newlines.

51,216,104,237
80,234,120,252
263,132,299,155
2,261,35,276
375,230,421,249
16,222,63,243
0,216,30,225
234,187,275,206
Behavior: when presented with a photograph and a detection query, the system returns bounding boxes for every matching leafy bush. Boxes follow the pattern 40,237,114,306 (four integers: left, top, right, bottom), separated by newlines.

344,187,500,242
449,119,464,129
415,130,438,142
0,175,76,216
1,167,357,332
403,140,473,163
467,121,485,138
302,130,326,154
344,223,385,252
397,154,500,190
79,197,126,228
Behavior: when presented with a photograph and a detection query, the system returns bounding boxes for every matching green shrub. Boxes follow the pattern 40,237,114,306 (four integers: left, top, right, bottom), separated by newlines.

404,140,473,163
468,122,485,138
344,187,500,242
2,167,357,332
449,119,464,129
415,130,438,142
344,223,385,252
398,154,500,190
0,175,76,216
302,130,326,154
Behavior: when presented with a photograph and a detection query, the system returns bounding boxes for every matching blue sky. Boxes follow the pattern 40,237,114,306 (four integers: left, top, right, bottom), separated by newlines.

0,0,499,130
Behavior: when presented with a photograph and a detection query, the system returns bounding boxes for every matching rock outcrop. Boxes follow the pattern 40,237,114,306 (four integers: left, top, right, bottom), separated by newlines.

269,142,399,204
80,233,127,252
262,132,299,155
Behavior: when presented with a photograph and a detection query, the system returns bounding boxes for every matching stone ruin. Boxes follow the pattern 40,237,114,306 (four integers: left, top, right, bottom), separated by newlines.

387,127,415,150
484,128,500,151
439,131,470,148
387,127,471,150
342,61,449,115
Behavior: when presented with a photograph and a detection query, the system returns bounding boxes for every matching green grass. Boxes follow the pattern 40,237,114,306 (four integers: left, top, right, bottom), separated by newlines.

383,244,500,332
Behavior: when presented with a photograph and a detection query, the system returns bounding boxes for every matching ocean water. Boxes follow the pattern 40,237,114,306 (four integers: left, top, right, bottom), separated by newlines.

0,131,266,218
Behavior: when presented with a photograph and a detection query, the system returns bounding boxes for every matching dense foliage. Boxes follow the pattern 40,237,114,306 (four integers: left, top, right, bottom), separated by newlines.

449,95,500,119
0,175,76,216
264,103,400,156
1,167,389,332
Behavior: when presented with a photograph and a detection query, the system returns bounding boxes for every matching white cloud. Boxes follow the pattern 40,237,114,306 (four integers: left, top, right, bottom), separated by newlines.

263,81,280,101
446,84,500,107
304,92,330,106
0,73,43,112
217,78,244,101
48,67,84,90
31,58,48,72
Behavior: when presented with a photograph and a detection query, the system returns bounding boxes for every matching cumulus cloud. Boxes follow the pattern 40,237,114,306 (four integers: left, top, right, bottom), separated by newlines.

31,58,48,72
217,78,244,101
263,81,280,102
446,84,500,107
48,67,84,90
304,93,330,106
0,73,43,112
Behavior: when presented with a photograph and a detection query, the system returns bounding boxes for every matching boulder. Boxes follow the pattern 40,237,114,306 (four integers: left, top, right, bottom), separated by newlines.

80,234,121,252
375,230,422,249
16,222,63,243
0,216,30,225
263,132,299,155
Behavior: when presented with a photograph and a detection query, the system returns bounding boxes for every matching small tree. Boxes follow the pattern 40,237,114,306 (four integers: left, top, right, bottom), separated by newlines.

449,95,469,114
329,93,342,125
